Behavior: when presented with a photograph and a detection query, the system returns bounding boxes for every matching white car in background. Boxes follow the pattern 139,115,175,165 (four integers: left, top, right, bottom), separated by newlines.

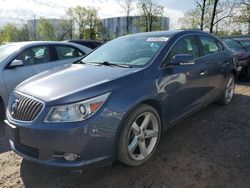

0,41,92,119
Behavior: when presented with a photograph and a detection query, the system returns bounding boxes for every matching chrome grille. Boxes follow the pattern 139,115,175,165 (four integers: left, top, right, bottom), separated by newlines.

10,95,43,122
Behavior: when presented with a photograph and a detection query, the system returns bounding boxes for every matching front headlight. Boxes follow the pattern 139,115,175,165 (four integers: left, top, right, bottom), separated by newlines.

44,93,110,123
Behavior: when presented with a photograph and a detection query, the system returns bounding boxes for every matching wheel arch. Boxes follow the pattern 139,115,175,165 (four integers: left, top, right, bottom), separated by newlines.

113,98,165,158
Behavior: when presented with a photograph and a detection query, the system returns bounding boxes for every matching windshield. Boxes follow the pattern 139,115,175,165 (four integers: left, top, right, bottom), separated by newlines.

82,35,169,67
0,44,20,62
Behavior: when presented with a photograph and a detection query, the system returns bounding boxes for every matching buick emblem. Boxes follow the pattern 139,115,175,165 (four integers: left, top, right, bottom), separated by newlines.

11,99,19,116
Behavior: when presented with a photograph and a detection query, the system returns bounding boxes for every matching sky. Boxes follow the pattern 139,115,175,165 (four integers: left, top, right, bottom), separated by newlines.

0,0,196,29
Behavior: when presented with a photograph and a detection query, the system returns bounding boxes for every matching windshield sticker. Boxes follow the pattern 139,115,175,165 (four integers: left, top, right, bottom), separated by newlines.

147,37,169,42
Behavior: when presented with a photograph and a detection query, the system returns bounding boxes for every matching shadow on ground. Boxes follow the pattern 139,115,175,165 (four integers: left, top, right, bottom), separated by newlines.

19,93,250,188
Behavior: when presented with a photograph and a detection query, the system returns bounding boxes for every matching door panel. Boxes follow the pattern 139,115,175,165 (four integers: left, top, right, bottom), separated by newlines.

160,35,211,122
3,65,39,95
198,36,226,97
3,45,55,95
161,59,212,122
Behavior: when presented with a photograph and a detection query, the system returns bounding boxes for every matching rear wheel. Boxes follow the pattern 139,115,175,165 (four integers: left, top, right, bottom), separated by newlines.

117,104,161,166
217,73,235,105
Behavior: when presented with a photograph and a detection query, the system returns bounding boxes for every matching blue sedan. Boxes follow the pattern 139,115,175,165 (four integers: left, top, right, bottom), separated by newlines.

5,30,237,168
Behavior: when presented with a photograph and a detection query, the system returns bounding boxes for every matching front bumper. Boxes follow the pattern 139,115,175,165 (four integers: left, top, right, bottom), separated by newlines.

5,107,122,168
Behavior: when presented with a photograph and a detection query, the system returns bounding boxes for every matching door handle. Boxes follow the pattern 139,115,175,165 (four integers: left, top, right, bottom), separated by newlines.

200,71,206,76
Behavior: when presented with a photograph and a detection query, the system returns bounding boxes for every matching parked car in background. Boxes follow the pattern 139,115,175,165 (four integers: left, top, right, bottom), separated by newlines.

0,41,92,119
66,40,102,49
5,30,236,168
220,36,250,80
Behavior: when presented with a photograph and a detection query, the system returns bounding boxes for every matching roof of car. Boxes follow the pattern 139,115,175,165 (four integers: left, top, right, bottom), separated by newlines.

124,30,213,38
67,39,102,43
5,41,82,47
2,41,92,53
219,35,250,40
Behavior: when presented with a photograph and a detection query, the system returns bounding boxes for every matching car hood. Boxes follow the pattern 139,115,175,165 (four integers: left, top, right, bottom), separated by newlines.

16,64,141,102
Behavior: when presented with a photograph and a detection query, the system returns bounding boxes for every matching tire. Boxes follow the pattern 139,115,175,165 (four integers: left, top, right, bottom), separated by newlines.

0,98,5,120
216,73,235,105
117,104,161,166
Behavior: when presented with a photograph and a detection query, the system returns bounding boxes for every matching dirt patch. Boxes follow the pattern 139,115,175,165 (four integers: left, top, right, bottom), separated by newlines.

0,83,250,188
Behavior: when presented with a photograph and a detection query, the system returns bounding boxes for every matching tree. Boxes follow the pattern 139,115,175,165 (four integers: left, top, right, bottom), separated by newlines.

59,17,75,40
65,6,102,40
196,0,208,30
180,0,236,34
0,31,3,44
1,23,20,42
210,0,236,34
137,0,164,32
179,8,203,30
18,24,30,41
66,6,87,39
116,0,134,34
0,23,30,43
234,0,250,34
210,0,220,33
37,18,56,40
84,7,101,40
180,0,211,30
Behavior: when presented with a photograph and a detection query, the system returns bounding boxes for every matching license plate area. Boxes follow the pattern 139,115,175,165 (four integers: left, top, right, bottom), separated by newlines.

4,120,17,141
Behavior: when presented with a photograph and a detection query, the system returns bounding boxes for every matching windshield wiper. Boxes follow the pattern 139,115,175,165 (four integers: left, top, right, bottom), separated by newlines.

75,60,132,68
90,61,132,68
75,61,101,66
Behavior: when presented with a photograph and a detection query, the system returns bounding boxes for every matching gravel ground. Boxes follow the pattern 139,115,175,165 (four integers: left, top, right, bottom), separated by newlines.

0,83,250,188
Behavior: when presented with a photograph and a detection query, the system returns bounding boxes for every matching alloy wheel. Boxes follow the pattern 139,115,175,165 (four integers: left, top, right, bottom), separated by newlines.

225,76,235,103
127,112,159,161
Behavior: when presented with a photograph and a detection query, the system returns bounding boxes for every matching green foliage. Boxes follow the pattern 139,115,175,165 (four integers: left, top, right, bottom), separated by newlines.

18,24,30,41
66,6,87,39
85,7,101,40
179,8,202,30
233,2,250,34
230,29,242,35
0,31,3,44
180,0,237,34
59,17,75,40
65,6,101,40
1,23,20,42
0,23,30,44
37,18,56,41
116,0,134,34
137,0,164,32
216,30,230,36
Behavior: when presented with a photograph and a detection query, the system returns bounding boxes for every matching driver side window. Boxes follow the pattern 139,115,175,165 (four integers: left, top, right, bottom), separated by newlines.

166,36,199,63
15,46,50,66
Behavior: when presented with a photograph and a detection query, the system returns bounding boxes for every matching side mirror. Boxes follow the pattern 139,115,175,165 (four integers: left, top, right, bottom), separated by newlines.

9,60,24,68
170,54,195,66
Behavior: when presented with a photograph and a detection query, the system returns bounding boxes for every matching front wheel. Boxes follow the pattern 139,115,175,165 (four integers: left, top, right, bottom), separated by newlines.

117,104,161,166
217,73,235,105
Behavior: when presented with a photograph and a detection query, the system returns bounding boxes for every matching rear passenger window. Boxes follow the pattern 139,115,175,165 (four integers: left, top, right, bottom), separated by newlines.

200,36,219,55
166,36,199,62
55,46,84,60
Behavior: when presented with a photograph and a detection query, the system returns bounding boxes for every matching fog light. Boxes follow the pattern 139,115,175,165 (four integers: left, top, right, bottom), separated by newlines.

63,153,79,161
